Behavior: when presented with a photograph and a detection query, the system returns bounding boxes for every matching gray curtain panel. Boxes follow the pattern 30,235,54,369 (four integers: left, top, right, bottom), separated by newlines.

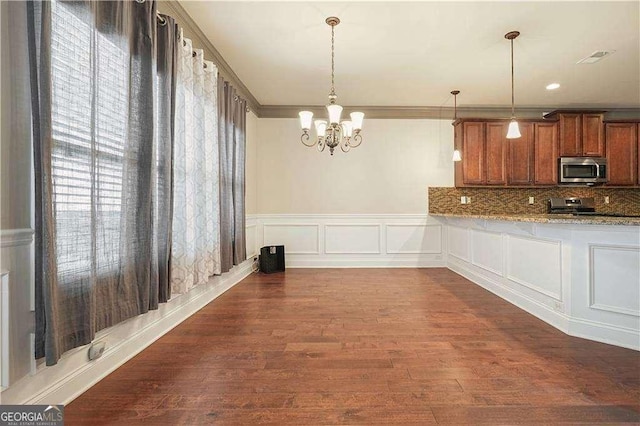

232,95,247,265
28,0,177,365
217,78,247,273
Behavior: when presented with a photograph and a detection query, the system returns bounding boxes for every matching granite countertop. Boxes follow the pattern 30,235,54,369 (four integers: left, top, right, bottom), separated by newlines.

429,212,640,226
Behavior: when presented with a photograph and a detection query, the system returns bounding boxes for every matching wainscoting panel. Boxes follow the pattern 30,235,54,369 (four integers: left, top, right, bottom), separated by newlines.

386,224,442,254
245,216,258,259
325,225,381,254
447,225,469,262
255,215,445,268
439,215,640,350
506,235,562,300
589,245,640,317
0,271,9,390
0,228,34,388
262,224,320,254
471,229,503,276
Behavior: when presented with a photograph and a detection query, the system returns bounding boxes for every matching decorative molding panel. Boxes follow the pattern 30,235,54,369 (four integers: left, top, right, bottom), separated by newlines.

254,214,445,268
589,244,640,317
506,235,562,301
262,224,320,254
324,224,381,254
245,216,258,258
471,229,503,276
386,224,442,254
0,271,9,390
444,215,640,350
0,228,34,247
447,225,469,262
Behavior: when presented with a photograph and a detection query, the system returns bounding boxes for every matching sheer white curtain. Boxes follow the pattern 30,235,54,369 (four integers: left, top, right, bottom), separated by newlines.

171,35,221,294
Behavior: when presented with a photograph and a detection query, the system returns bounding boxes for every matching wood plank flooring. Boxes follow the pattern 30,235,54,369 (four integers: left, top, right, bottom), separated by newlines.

66,268,640,425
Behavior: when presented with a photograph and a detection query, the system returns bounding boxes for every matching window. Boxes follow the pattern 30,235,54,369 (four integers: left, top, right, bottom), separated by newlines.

49,1,128,279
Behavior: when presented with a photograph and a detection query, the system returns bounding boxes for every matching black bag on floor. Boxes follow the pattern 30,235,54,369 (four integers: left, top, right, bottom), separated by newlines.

259,245,285,273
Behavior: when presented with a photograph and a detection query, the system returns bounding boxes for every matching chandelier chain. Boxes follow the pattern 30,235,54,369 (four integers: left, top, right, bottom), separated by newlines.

330,24,335,97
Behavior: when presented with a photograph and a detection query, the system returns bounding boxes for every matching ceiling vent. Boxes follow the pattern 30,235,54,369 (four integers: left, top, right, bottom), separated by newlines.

577,50,615,64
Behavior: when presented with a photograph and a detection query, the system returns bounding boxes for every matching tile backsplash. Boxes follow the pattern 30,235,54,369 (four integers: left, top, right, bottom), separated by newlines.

428,187,640,216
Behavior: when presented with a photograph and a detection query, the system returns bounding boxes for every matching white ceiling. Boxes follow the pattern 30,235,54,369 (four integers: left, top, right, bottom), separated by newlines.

179,1,640,109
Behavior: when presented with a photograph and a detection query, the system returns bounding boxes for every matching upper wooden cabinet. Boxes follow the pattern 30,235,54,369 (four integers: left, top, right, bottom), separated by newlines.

555,112,605,157
485,122,507,185
507,123,534,185
533,122,559,185
605,122,638,186
454,119,558,187
454,121,507,186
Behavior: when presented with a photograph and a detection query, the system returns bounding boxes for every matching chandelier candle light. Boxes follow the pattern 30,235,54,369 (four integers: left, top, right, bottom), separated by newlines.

505,30,521,139
298,17,364,155
451,90,462,162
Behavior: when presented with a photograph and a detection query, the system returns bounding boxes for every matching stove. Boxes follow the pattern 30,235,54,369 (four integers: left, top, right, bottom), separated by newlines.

548,197,595,214
548,197,639,218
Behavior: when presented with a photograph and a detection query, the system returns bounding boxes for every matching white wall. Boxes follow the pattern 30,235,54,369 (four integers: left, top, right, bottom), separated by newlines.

255,118,454,214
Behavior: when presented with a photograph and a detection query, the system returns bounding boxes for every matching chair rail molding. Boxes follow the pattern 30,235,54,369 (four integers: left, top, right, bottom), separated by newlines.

0,228,34,247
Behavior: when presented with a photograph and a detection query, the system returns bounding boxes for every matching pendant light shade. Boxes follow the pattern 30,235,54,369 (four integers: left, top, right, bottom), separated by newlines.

452,150,462,162
505,31,521,139
506,119,521,139
299,111,313,130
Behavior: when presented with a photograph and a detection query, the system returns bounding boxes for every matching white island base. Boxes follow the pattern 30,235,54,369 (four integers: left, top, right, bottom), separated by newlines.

433,215,640,351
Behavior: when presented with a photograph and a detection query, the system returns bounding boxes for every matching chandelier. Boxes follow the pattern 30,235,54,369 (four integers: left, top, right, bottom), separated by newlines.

298,17,364,155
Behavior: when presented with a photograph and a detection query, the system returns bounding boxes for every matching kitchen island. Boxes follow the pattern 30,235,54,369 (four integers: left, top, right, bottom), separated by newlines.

430,212,640,350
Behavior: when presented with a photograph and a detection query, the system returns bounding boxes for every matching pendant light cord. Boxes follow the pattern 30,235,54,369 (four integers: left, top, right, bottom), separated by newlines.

510,38,515,119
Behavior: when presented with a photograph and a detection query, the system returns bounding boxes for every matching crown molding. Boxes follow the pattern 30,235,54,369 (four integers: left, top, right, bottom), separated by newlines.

259,105,640,120
158,1,261,113
259,105,551,120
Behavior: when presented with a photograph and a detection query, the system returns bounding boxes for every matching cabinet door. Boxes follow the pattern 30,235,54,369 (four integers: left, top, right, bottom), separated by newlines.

558,113,582,156
606,123,638,186
462,122,485,185
485,122,507,185
507,123,534,185
582,114,605,157
534,122,558,185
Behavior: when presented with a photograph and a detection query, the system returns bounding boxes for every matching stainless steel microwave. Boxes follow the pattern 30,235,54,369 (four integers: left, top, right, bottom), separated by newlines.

559,157,607,185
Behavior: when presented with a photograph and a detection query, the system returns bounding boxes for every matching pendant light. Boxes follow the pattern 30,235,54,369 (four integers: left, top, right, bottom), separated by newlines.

451,90,462,162
505,31,521,139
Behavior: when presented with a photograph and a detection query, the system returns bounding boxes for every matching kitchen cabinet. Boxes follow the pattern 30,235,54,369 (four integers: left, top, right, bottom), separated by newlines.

605,122,638,186
533,122,559,185
454,121,506,186
454,119,557,187
485,122,507,184
554,112,605,157
507,123,534,185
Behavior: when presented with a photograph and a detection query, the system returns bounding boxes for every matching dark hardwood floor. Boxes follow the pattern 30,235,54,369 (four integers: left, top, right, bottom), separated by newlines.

66,268,640,425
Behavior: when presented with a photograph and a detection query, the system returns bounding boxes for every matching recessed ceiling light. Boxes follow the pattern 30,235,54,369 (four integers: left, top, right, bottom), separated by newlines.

546,83,560,90
577,50,615,64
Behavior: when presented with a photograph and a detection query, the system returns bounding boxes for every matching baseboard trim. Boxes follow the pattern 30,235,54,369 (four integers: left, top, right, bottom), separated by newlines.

448,259,639,351
286,258,446,268
1,259,255,405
